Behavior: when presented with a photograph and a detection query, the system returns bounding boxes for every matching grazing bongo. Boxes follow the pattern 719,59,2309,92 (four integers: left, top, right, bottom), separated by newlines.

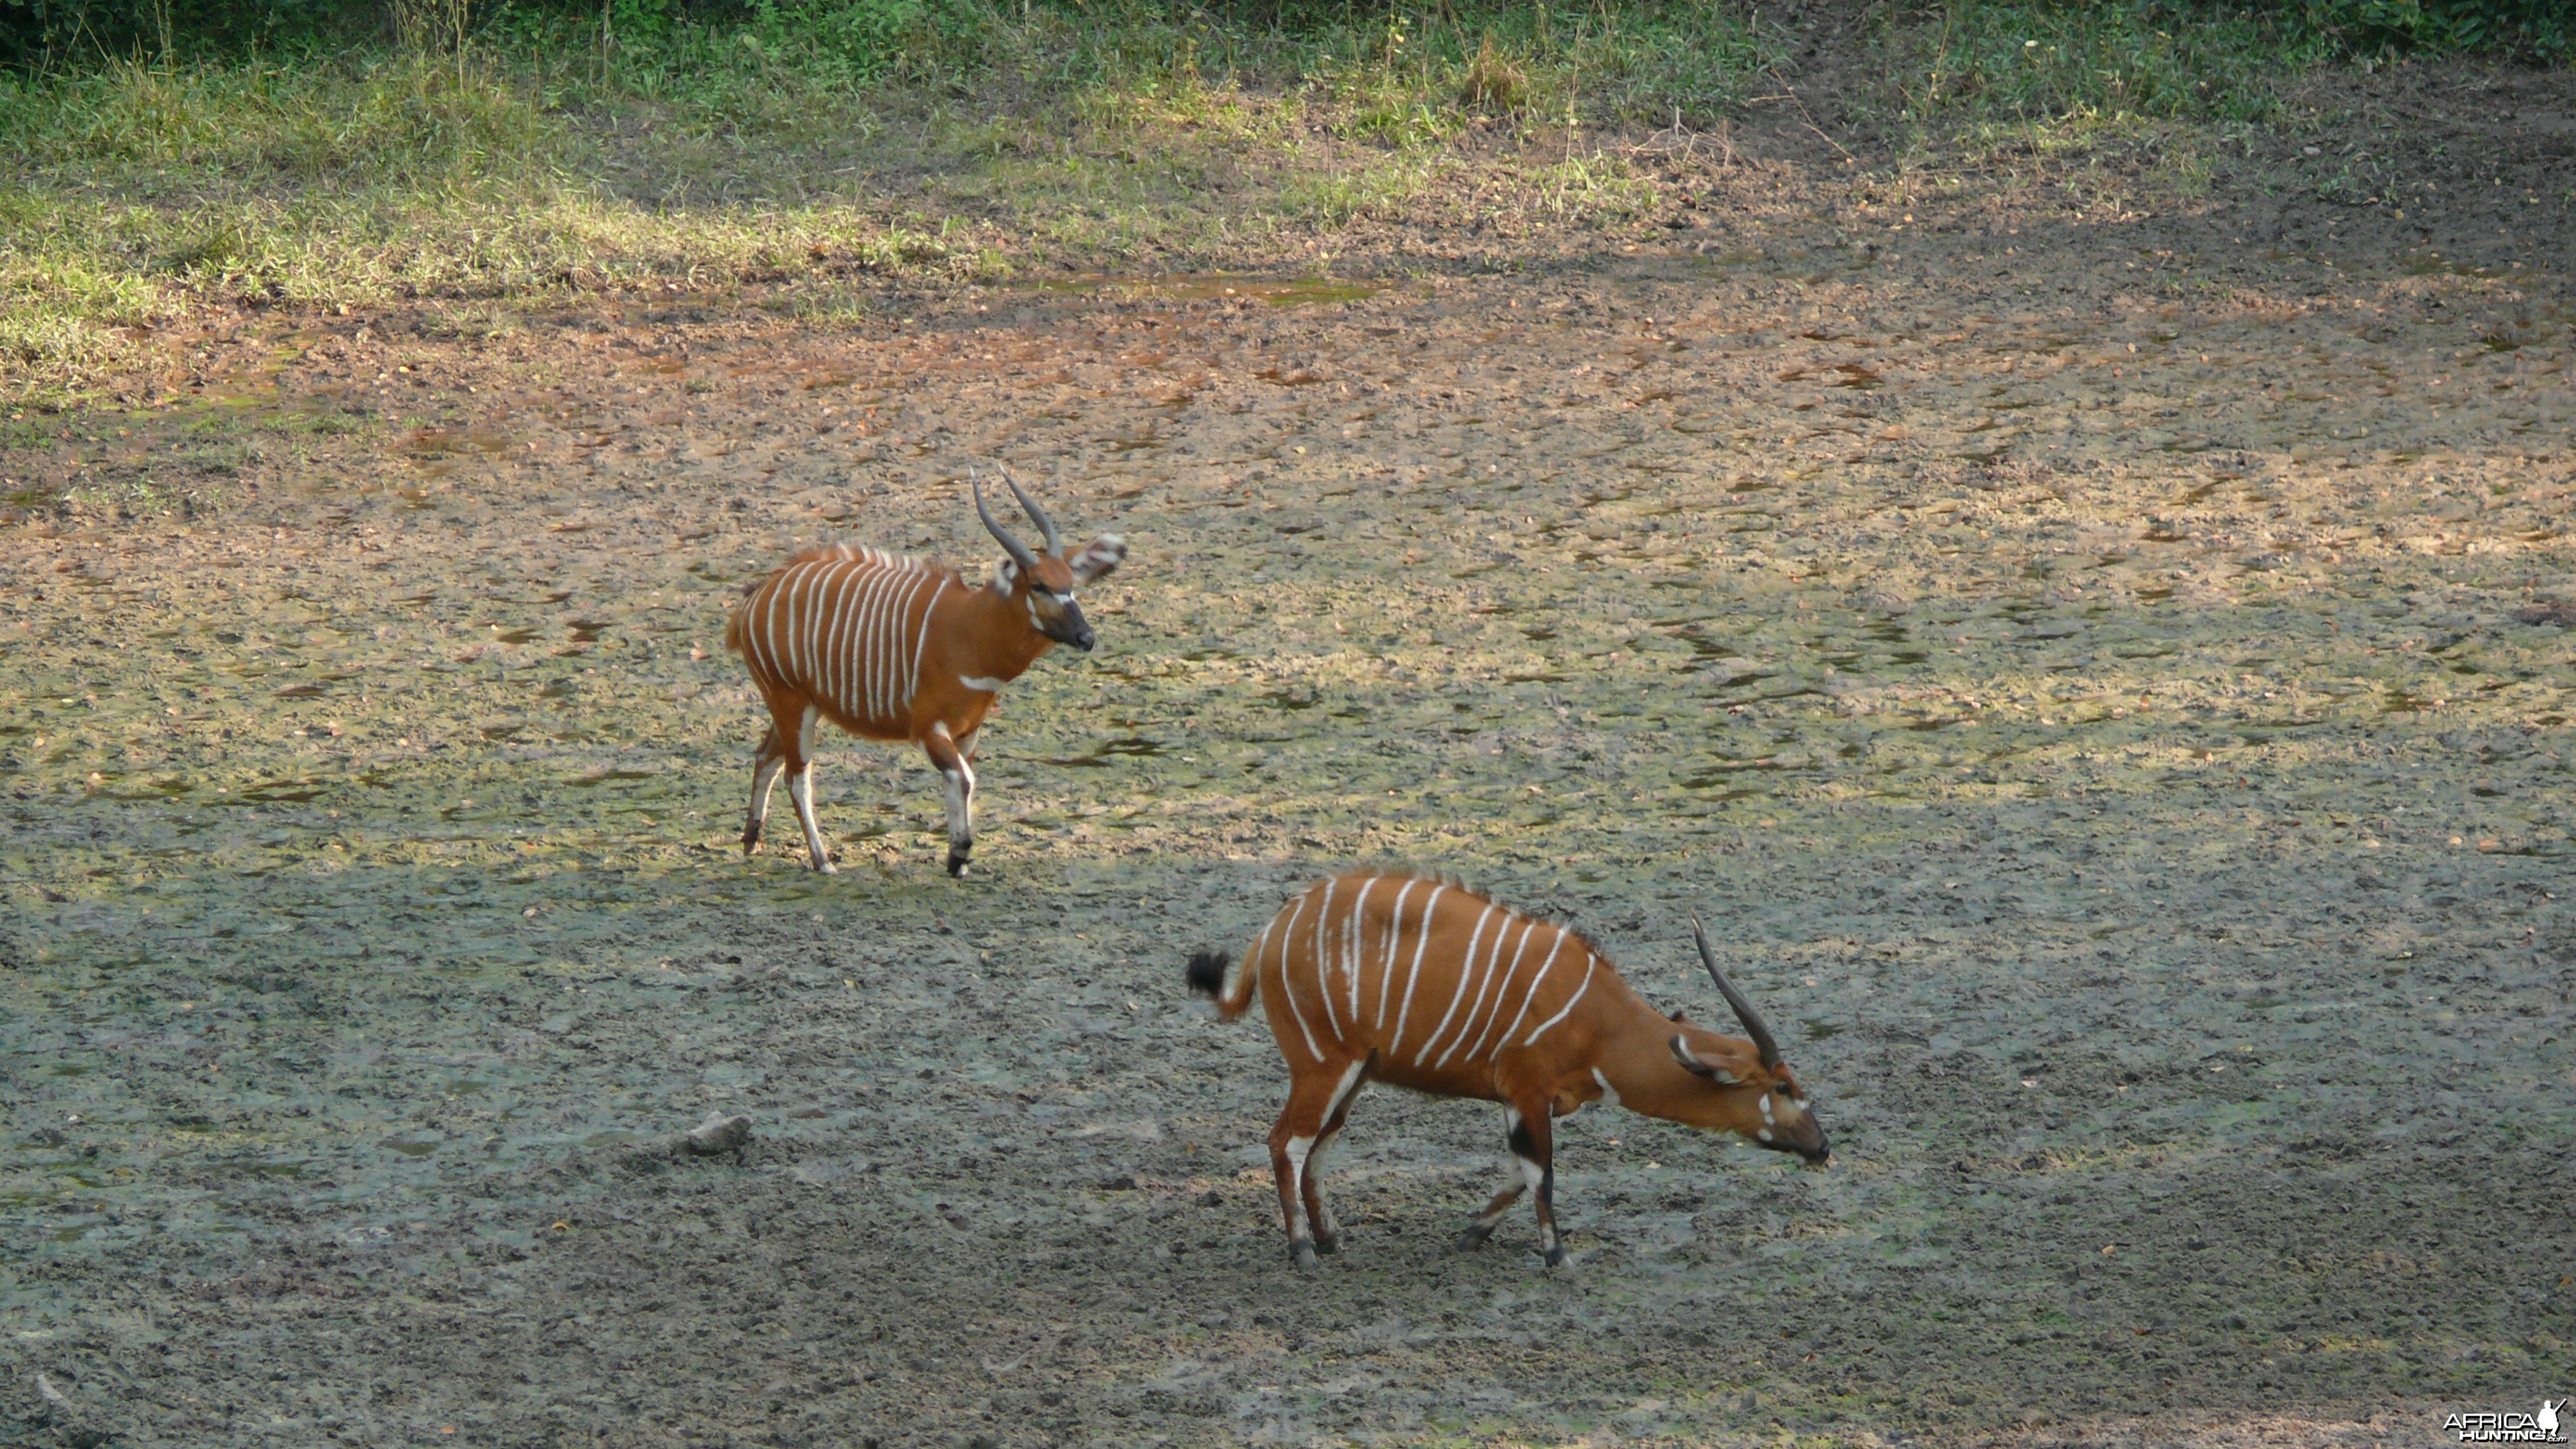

725,469,1125,876
1187,872,1828,1268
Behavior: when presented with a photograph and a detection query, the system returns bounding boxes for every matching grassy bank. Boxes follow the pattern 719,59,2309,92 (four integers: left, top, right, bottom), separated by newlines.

0,0,2564,402
1879,0,2564,126
0,0,1783,399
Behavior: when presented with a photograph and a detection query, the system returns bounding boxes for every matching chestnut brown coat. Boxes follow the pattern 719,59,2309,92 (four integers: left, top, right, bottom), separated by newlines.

727,472,1123,876
1189,872,1827,1267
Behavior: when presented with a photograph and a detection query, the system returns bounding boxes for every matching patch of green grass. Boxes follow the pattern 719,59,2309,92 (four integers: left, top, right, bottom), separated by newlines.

2311,145,2405,208
55,470,221,523
20,0,2554,407
413,303,532,341
0,306,129,377
1276,162,1432,228
766,280,875,324
0,52,559,183
1532,151,1662,224
1874,2,2316,127
0,4,1791,402
1873,0,2568,133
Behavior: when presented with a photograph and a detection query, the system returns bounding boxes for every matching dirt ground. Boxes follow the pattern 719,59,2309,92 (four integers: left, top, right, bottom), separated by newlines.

4,50,2575,1449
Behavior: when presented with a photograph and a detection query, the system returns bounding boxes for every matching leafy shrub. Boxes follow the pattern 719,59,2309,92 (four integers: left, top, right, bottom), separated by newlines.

2300,0,2568,60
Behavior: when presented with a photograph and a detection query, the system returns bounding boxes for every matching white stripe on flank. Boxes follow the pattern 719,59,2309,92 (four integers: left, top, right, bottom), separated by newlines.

865,564,900,717
782,563,819,682
872,567,914,721
1387,884,1451,1049
1437,914,1536,1070
826,561,864,714
804,565,832,703
814,564,855,717
767,569,801,687
852,564,898,720
1425,908,1512,1069
1244,908,1284,1013
1272,892,1324,1062
1463,916,1545,1065
813,561,852,716
763,567,794,684
1490,926,1570,1057
1519,954,1596,1046
878,566,919,719
908,576,949,714
1343,878,1376,1026
897,571,935,714
763,571,798,688
1412,902,1497,1064
834,561,872,717
1472,916,1537,1060
1310,880,1340,1038
748,575,782,685
1373,877,1421,1029
801,561,837,686
959,674,1005,693
1473,912,1545,1062
886,568,924,719
873,565,904,719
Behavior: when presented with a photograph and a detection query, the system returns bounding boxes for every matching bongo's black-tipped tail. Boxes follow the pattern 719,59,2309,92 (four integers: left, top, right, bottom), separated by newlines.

1184,950,1230,1000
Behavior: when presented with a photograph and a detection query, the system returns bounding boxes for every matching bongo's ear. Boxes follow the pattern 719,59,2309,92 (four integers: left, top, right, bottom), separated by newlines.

1670,1036,1742,1085
1068,534,1126,584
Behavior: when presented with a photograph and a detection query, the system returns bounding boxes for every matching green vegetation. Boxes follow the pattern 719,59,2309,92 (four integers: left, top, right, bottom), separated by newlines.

0,0,1783,397
0,0,2562,400
1880,3,2317,125
1880,0,2566,126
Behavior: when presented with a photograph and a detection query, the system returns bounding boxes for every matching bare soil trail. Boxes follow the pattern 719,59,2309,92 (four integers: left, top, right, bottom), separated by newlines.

4,52,2574,1449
